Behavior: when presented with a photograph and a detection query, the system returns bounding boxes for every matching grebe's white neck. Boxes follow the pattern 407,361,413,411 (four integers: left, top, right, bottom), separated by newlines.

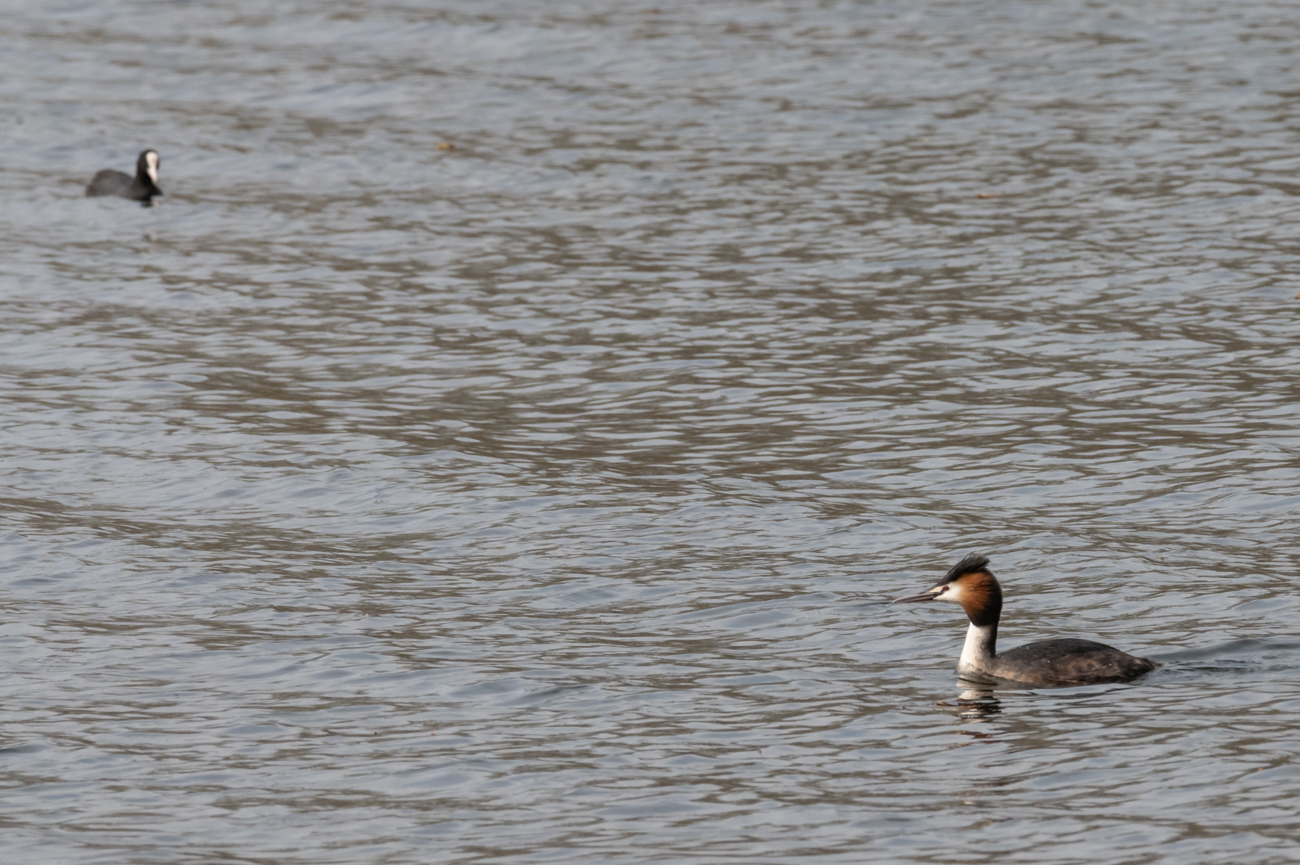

958,622,997,678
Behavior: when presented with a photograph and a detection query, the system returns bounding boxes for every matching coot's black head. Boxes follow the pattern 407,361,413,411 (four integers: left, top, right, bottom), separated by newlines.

137,150,160,185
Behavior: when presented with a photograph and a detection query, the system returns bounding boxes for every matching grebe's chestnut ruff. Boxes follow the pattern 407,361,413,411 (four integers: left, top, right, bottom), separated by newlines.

85,149,162,203
896,554,1160,687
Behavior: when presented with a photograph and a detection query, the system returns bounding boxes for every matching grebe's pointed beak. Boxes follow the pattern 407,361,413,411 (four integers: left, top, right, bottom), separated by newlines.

894,587,944,604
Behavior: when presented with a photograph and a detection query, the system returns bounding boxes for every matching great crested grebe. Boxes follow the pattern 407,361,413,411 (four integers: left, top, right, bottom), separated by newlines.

86,149,163,203
895,553,1160,687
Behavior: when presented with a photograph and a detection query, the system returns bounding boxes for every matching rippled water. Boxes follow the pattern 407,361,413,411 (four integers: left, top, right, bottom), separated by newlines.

4,1,1300,862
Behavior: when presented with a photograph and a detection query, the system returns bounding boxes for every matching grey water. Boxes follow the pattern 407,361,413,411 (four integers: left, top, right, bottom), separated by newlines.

3,0,1300,862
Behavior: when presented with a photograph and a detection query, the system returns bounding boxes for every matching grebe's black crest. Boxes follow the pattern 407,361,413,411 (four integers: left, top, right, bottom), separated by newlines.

944,553,990,583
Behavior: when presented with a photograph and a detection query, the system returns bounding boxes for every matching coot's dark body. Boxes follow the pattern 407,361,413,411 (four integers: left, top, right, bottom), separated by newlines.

86,150,162,203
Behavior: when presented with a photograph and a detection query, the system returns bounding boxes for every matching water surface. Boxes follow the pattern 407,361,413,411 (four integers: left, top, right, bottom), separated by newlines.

3,1,1300,863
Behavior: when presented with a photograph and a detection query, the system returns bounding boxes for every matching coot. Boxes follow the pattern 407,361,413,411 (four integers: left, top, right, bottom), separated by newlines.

86,149,163,203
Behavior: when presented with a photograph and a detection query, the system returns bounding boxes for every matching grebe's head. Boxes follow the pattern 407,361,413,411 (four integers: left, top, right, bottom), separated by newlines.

894,553,1003,628
139,149,160,184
